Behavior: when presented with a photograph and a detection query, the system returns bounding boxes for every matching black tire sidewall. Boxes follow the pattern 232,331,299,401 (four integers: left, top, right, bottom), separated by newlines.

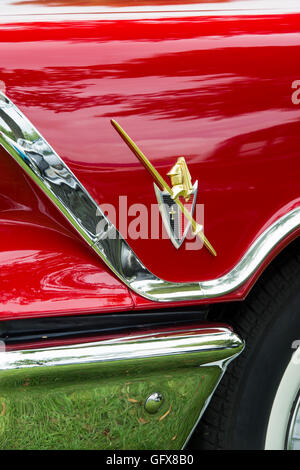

228,289,300,450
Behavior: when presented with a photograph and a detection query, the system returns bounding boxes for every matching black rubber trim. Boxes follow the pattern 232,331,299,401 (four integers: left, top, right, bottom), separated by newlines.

0,306,208,345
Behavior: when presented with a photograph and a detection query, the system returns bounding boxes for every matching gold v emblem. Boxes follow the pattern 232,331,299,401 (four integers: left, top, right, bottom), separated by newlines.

111,119,216,256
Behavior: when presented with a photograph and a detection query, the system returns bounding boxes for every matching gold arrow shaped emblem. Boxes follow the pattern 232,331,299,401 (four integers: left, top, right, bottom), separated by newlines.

111,119,217,257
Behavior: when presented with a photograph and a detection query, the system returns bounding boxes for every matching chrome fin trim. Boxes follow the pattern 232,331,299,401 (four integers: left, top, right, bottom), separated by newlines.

0,325,244,449
0,92,299,302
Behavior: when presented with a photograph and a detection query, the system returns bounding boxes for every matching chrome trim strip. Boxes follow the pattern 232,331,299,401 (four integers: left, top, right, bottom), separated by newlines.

0,325,243,371
0,325,244,449
0,92,299,302
286,392,300,450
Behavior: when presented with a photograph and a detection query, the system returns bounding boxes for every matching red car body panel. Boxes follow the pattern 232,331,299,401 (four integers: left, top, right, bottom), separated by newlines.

0,146,133,320
1,1,300,318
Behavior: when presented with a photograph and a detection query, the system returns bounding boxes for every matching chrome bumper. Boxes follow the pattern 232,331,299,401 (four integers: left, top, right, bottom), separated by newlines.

0,324,244,450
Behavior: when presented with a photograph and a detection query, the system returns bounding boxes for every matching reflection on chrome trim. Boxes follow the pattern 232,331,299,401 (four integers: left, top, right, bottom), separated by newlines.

0,325,244,449
0,326,243,371
0,92,299,302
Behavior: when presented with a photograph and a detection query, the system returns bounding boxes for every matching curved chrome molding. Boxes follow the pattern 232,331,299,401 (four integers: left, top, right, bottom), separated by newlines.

0,92,299,302
0,325,244,449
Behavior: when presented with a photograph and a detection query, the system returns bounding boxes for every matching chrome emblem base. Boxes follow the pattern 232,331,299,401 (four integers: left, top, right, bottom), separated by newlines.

154,181,199,249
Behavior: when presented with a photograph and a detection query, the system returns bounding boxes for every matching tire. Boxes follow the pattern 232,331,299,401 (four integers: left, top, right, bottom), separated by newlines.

188,239,300,450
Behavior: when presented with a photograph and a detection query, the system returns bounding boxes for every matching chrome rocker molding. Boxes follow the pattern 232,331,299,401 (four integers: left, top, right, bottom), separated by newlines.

0,325,244,449
0,92,299,302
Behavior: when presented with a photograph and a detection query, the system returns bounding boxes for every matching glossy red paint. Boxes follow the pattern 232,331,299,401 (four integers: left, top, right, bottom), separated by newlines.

0,147,133,320
1,5,300,317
